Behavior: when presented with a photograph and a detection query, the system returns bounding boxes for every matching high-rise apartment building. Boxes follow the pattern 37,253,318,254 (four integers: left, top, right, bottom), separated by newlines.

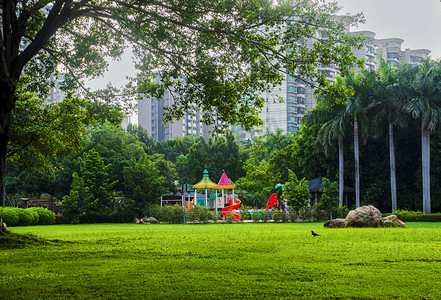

245,29,431,140
139,29,431,142
351,31,431,69
46,74,65,103
138,77,216,141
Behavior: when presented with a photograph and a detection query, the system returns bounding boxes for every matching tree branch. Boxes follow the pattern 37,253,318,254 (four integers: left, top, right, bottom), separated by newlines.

12,0,71,79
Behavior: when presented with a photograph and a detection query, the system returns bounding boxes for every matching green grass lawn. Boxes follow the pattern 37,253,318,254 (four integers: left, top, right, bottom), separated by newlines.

1,222,441,299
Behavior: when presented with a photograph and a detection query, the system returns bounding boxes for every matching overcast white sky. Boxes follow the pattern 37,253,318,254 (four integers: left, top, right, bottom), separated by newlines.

337,0,441,59
88,0,441,90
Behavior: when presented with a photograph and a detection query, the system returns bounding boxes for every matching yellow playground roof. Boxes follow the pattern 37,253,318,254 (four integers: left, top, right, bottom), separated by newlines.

193,169,218,189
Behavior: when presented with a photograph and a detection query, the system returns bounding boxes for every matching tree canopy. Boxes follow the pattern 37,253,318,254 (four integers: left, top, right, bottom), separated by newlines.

0,0,365,212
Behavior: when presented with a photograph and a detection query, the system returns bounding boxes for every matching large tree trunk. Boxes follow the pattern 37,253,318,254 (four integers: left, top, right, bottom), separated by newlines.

354,121,360,208
421,117,431,214
338,135,344,206
0,78,14,233
389,122,397,212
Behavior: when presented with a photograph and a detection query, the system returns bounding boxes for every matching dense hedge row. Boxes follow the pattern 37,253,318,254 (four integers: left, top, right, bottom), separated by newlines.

0,207,56,226
383,209,441,222
145,205,217,224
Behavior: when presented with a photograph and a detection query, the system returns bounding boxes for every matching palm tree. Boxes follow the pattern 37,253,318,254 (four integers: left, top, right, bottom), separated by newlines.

399,60,441,214
344,72,374,208
370,61,408,212
303,78,351,207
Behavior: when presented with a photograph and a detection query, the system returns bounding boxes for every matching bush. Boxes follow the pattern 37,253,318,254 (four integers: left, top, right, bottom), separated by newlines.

250,210,269,223
26,208,39,225
297,205,349,222
272,210,284,222
55,214,65,224
238,205,254,221
225,214,235,224
144,204,163,221
28,208,56,225
186,206,214,223
162,205,185,224
312,208,329,222
250,210,262,222
384,209,441,222
17,209,35,226
291,207,303,222
0,207,20,226
334,206,350,219
144,204,217,223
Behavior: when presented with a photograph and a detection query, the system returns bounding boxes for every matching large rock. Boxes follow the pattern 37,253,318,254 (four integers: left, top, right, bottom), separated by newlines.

345,205,382,228
324,218,346,228
382,215,406,228
146,217,159,224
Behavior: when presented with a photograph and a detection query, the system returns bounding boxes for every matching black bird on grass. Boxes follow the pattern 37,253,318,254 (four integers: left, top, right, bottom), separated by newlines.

311,230,320,237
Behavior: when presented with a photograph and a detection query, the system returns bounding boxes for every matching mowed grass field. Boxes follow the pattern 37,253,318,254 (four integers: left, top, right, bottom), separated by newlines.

1,222,441,299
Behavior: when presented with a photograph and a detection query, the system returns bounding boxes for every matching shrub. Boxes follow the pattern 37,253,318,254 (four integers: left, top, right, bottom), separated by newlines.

0,207,20,226
272,210,284,222
225,214,235,224
55,214,64,224
251,210,262,222
195,206,214,223
162,205,185,224
238,206,252,221
281,210,289,223
334,206,350,219
249,210,270,222
144,204,163,221
312,208,329,222
28,208,55,225
291,206,303,222
26,208,39,225
17,209,35,226
384,209,441,222
186,206,215,223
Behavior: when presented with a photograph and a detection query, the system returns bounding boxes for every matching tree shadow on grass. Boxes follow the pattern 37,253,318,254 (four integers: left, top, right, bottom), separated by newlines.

0,231,73,249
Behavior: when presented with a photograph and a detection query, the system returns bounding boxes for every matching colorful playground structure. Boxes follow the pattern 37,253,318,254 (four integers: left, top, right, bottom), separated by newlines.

191,169,241,221
265,183,285,211
160,170,286,222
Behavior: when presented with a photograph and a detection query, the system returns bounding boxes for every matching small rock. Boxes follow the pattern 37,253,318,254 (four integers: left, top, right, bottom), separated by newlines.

382,215,406,228
324,218,346,228
146,217,159,224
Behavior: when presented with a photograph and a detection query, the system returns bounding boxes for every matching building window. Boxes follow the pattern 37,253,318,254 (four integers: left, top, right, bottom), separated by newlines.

287,106,297,113
387,52,400,60
287,75,296,83
287,96,297,104
288,116,298,123
410,56,421,63
287,85,297,92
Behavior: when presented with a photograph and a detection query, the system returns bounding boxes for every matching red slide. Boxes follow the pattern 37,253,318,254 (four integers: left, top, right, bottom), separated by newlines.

266,193,278,210
221,199,242,221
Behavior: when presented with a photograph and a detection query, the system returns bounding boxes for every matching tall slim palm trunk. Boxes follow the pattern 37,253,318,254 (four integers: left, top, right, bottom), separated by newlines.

389,122,397,212
354,120,360,208
421,116,431,214
338,135,344,206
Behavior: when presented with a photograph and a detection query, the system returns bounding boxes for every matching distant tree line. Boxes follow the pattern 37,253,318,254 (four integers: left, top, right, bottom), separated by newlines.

5,60,441,221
